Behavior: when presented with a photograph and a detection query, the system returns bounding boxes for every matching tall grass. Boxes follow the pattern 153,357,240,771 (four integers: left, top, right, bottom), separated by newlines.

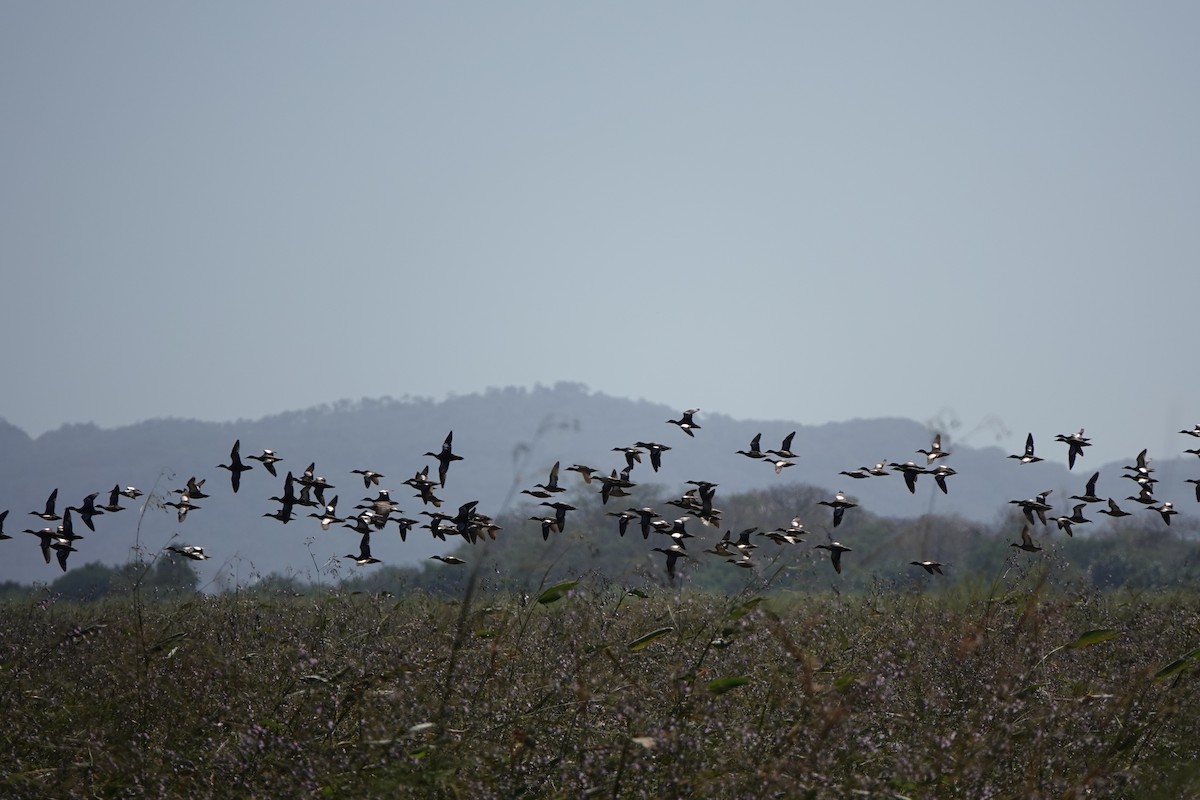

3,565,1200,798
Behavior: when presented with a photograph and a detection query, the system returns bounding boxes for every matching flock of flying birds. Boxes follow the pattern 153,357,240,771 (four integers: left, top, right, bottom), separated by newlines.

4,408,1200,583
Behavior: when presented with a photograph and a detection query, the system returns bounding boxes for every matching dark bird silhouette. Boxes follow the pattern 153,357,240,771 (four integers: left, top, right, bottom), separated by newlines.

248,448,282,477
917,433,950,465
629,507,659,540
56,508,84,542
269,472,298,519
165,494,200,524
30,489,60,522
819,490,857,528
910,560,945,575
118,486,144,500
1010,490,1053,526
24,526,57,564
343,512,377,535
529,515,559,541
1053,504,1091,536
1008,433,1043,464
308,496,343,530
890,461,927,494
606,510,637,537
736,433,766,459
596,469,635,505
176,476,209,500
539,501,576,533
98,485,126,513
633,441,672,472
217,439,253,493
816,540,852,573
1070,472,1103,504
1098,498,1131,518
425,431,463,488
768,431,798,460
431,554,466,565
533,462,566,495
1148,501,1178,525
1055,429,1091,470
67,492,104,531
51,539,76,572
565,464,600,484
930,464,956,495
344,532,380,565
351,469,385,488
1009,524,1042,552
0,509,9,541
651,544,689,581
612,446,643,472
667,408,701,437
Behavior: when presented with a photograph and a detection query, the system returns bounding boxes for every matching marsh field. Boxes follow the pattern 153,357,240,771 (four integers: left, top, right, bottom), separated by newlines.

3,566,1200,800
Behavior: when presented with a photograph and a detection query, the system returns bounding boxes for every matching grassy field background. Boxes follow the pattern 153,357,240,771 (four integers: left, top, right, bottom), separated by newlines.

3,561,1200,798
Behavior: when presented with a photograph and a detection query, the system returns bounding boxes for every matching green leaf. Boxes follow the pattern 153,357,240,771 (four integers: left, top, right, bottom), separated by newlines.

1066,629,1121,649
537,579,579,605
1154,648,1200,681
627,627,674,651
706,676,751,695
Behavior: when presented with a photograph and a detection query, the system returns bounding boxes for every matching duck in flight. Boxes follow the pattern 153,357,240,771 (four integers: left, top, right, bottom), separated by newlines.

217,439,254,493
917,433,950,465
1009,524,1042,552
1070,472,1103,504
1055,429,1091,470
425,431,463,488
816,539,853,573
818,490,857,528
29,489,60,522
1008,433,1043,464
247,448,282,477
667,408,701,437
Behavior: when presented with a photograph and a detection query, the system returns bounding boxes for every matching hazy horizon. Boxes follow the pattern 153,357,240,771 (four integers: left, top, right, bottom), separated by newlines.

3,3,1198,471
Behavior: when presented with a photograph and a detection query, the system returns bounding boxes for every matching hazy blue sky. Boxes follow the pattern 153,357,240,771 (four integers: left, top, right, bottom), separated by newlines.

2,2,1198,468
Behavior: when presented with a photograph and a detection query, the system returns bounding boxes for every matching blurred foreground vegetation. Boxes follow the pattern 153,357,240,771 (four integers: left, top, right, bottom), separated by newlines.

3,483,1199,796
3,566,1200,797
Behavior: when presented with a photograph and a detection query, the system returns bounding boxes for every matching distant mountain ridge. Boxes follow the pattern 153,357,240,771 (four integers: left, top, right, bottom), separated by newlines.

1,382,1196,585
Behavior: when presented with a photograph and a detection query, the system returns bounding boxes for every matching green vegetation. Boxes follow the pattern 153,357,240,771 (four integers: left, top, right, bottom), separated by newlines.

5,483,1200,796
3,568,1200,797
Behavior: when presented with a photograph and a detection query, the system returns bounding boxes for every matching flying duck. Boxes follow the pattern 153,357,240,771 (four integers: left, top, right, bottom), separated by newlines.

247,448,283,477
1054,429,1091,470
1009,524,1042,552
30,489,60,522
816,540,853,573
818,490,857,528
351,469,385,488
217,439,254,493
917,433,950,465
737,433,767,459
667,408,701,437
425,431,463,488
1070,472,1104,504
1008,433,1043,464
768,432,798,460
